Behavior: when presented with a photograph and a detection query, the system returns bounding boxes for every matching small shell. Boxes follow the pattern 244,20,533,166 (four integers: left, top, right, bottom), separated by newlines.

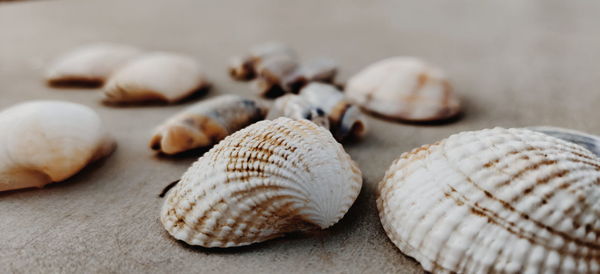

229,43,338,97
149,95,268,155
268,83,367,141
378,127,600,273
46,43,141,87
229,42,297,81
0,101,115,192
161,117,362,247
266,94,330,129
299,83,367,141
346,57,460,122
529,126,600,157
104,53,209,104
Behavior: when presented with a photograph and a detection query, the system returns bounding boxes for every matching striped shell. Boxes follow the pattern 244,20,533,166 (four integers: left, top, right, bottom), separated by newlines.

161,117,362,247
346,57,460,122
149,95,268,155
0,101,115,192
104,53,209,104
46,43,141,87
377,127,600,273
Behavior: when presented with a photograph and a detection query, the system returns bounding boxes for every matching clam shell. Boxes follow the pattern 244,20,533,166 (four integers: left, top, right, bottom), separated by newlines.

377,127,600,273
150,95,268,155
0,101,115,192
104,53,209,104
229,42,297,81
160,117,362,247
266,94,330,129
46,43,141,87
346,57,460,122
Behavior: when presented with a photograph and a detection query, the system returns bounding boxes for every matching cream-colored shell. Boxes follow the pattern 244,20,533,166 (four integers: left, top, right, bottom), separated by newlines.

161,118,362,247
104,53,209,104
266,94,330,129
150,95,268,155
0,101,115,192
377,127,600,273
346,57,460,122
46,43,141,87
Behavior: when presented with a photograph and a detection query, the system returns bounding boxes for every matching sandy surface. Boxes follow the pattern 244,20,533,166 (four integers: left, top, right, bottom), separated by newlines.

1,0,600,273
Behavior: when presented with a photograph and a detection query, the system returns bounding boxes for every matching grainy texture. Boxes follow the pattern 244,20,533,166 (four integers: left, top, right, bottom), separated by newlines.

1,0,600,273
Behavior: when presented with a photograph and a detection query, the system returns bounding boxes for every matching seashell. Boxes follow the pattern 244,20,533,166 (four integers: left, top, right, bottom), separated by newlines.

266,94,330,129
267,83,367,141
46,43,141,87
229,43,338,97
346,57,461,122
149,95,268,155
160,117,362,247
529,126,600,157
377,127,600,273
103,53,209,104
229,42,297,81
299,83,367,141
0,101,115,192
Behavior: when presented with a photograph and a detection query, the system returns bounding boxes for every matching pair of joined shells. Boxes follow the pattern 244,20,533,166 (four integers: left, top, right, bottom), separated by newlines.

267,83,367,141
229,42,337,97
347,57,461,122
161,117,362,247
0,101,115,192
378,127,600,273
46,44,210,104
149,95,268,155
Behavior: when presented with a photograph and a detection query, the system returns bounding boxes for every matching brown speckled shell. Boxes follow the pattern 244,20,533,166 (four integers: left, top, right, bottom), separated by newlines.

161,117,362,247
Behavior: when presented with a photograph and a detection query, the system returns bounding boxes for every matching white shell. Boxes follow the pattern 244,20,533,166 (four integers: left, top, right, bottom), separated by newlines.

46,43,141,87
150,95,268,155
346,57,460,122
0,101,115,192
104,53,209,104
378,127,600,273
161,117,362,247
266,94,330,129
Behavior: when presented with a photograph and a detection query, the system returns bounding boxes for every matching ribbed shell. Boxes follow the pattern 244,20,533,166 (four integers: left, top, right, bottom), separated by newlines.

377,127,600,273
0,101,115,192
104,52,209,104
346,57,460,122
161,118,362,247
149,95,268,155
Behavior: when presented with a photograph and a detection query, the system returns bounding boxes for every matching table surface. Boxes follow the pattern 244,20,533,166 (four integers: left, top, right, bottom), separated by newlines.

2,0,600,273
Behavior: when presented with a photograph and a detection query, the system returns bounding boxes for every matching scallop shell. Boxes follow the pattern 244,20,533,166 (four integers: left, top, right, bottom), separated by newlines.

149,95,268,155
46,43,141,87
266,94,330,129
346,57,461,122
377,127,600,273
104,53,209,104
160,117,362,247
0,101,115,192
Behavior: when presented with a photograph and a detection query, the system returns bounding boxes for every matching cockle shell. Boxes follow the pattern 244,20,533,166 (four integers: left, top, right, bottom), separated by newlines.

46,43,141,87
149,95,268,155
104,53,209,104
346,57,461,122
377,127,600,273
266,94,330,129
160,117,362,247
267,83,367,141
0,101,115,192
